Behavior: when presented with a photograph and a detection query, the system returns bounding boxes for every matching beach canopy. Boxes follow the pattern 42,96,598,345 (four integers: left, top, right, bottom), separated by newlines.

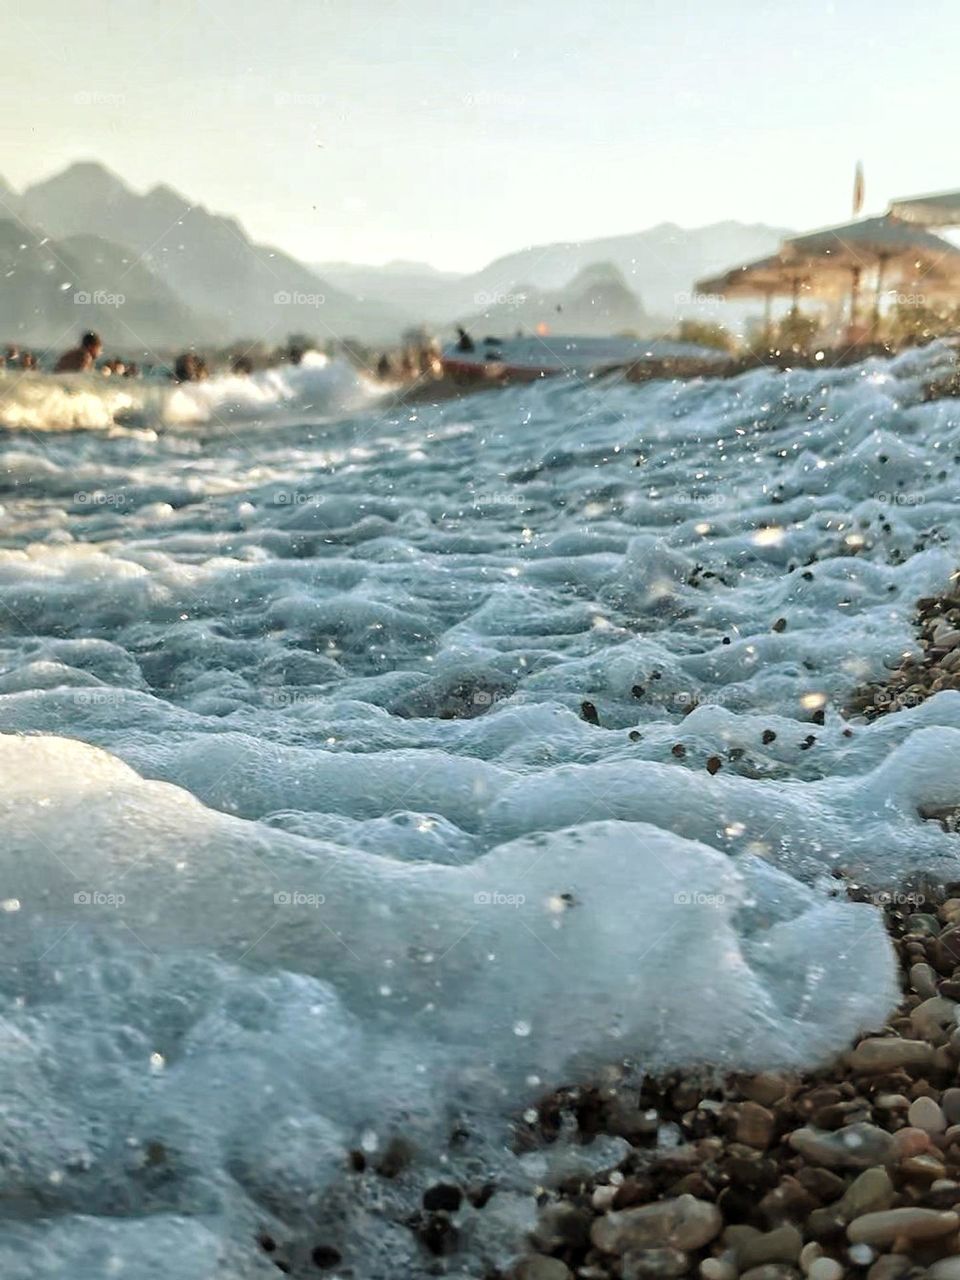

697,252,850,303
783,215,960,329
696,252,851,340
785,215,960,274
888,190,960,228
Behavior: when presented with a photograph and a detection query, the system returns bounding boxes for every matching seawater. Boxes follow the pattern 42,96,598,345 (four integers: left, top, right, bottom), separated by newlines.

1,345,959,1276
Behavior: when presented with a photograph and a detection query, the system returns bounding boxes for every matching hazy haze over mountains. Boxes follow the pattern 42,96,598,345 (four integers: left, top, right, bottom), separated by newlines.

0,161,791,349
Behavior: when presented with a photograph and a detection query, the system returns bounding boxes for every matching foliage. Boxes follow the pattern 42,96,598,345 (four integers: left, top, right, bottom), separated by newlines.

675,320,734,353
885,301,960,346
774,311,820,354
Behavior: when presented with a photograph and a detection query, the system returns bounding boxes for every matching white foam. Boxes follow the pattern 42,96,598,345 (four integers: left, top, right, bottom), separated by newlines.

0,352,379,432
0,342,957,1275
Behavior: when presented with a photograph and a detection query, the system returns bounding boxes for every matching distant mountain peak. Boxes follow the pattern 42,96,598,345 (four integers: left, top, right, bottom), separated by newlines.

145,181,191,208
35,159,131,197
568,261,628,287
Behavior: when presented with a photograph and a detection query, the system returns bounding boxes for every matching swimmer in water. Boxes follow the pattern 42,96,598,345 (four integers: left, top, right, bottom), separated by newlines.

173,353,198,383
54,331,102,373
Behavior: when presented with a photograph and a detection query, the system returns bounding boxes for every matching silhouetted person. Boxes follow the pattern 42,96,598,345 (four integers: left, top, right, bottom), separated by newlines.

232,355,253,376
455,326,474,353
173,353,199,383
55,331,102,373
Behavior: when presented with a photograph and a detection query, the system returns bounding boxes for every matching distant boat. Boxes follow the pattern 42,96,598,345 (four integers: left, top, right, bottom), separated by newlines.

440,334,727,383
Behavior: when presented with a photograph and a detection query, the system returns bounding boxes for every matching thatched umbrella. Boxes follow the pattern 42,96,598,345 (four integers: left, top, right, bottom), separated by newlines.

696,253,850,343
888,190,960,228
784,215,960,334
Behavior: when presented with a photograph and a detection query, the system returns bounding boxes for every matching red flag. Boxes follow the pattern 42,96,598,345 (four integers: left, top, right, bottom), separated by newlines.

853,161,865,216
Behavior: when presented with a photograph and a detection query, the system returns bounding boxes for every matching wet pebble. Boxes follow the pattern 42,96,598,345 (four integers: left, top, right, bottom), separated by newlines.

846,1207,959,1245
806,1260,843,1280
787,1124,893,1169
621,1247,690,1279
511,1256,573,1280
846,1038,934,1074
590,1195,722,1254
835,1167,893,1220
906,1095,946,1134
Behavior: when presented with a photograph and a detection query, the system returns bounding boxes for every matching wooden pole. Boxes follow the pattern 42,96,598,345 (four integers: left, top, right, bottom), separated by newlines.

850,266,861,334
872,254,888,335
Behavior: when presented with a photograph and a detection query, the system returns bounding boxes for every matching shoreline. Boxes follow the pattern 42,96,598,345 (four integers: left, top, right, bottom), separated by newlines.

505,887,960,1280
396,338,960,407
496,581,960,1280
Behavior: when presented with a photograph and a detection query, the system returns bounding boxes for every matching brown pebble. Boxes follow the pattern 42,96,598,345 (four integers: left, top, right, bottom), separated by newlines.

511,1257,573,1280
706,755,722,775
757,1177,816,1228
787,1123,894,1169
533,1202,592,1251
620,1248,689,1279
735,1101,776,1150
900,1153,945,1179
736,1224,803,1269
835,1167,894,1221
889,1126,933,1159
739,1267,801,1280
906,1095,946,1133
590,1195,722,1254
846,1037,934,1074
865,1257,912,1280
846,1206,959,1244
942,1087,960,1125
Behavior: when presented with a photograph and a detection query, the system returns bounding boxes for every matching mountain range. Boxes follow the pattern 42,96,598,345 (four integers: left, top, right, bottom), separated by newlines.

0,161,791,351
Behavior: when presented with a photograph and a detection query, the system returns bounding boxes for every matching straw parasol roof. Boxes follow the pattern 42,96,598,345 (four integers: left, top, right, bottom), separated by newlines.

783,215,960,330
696,252,851,341
786,215,960,274
697,252,850,301
888,190,960,228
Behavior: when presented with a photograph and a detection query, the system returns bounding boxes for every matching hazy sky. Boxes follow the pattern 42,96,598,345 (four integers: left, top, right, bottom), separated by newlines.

1,0,957,271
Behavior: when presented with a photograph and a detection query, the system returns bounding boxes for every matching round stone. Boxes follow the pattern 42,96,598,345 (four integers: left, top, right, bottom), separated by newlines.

511,1257,572,1280
700,1260,737,1280
846,1207,959,1245
927,1261,960,1280
907,1095,946,1134
807,1260,843,1280
591,1195,722,1255
787,1124,893,1169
